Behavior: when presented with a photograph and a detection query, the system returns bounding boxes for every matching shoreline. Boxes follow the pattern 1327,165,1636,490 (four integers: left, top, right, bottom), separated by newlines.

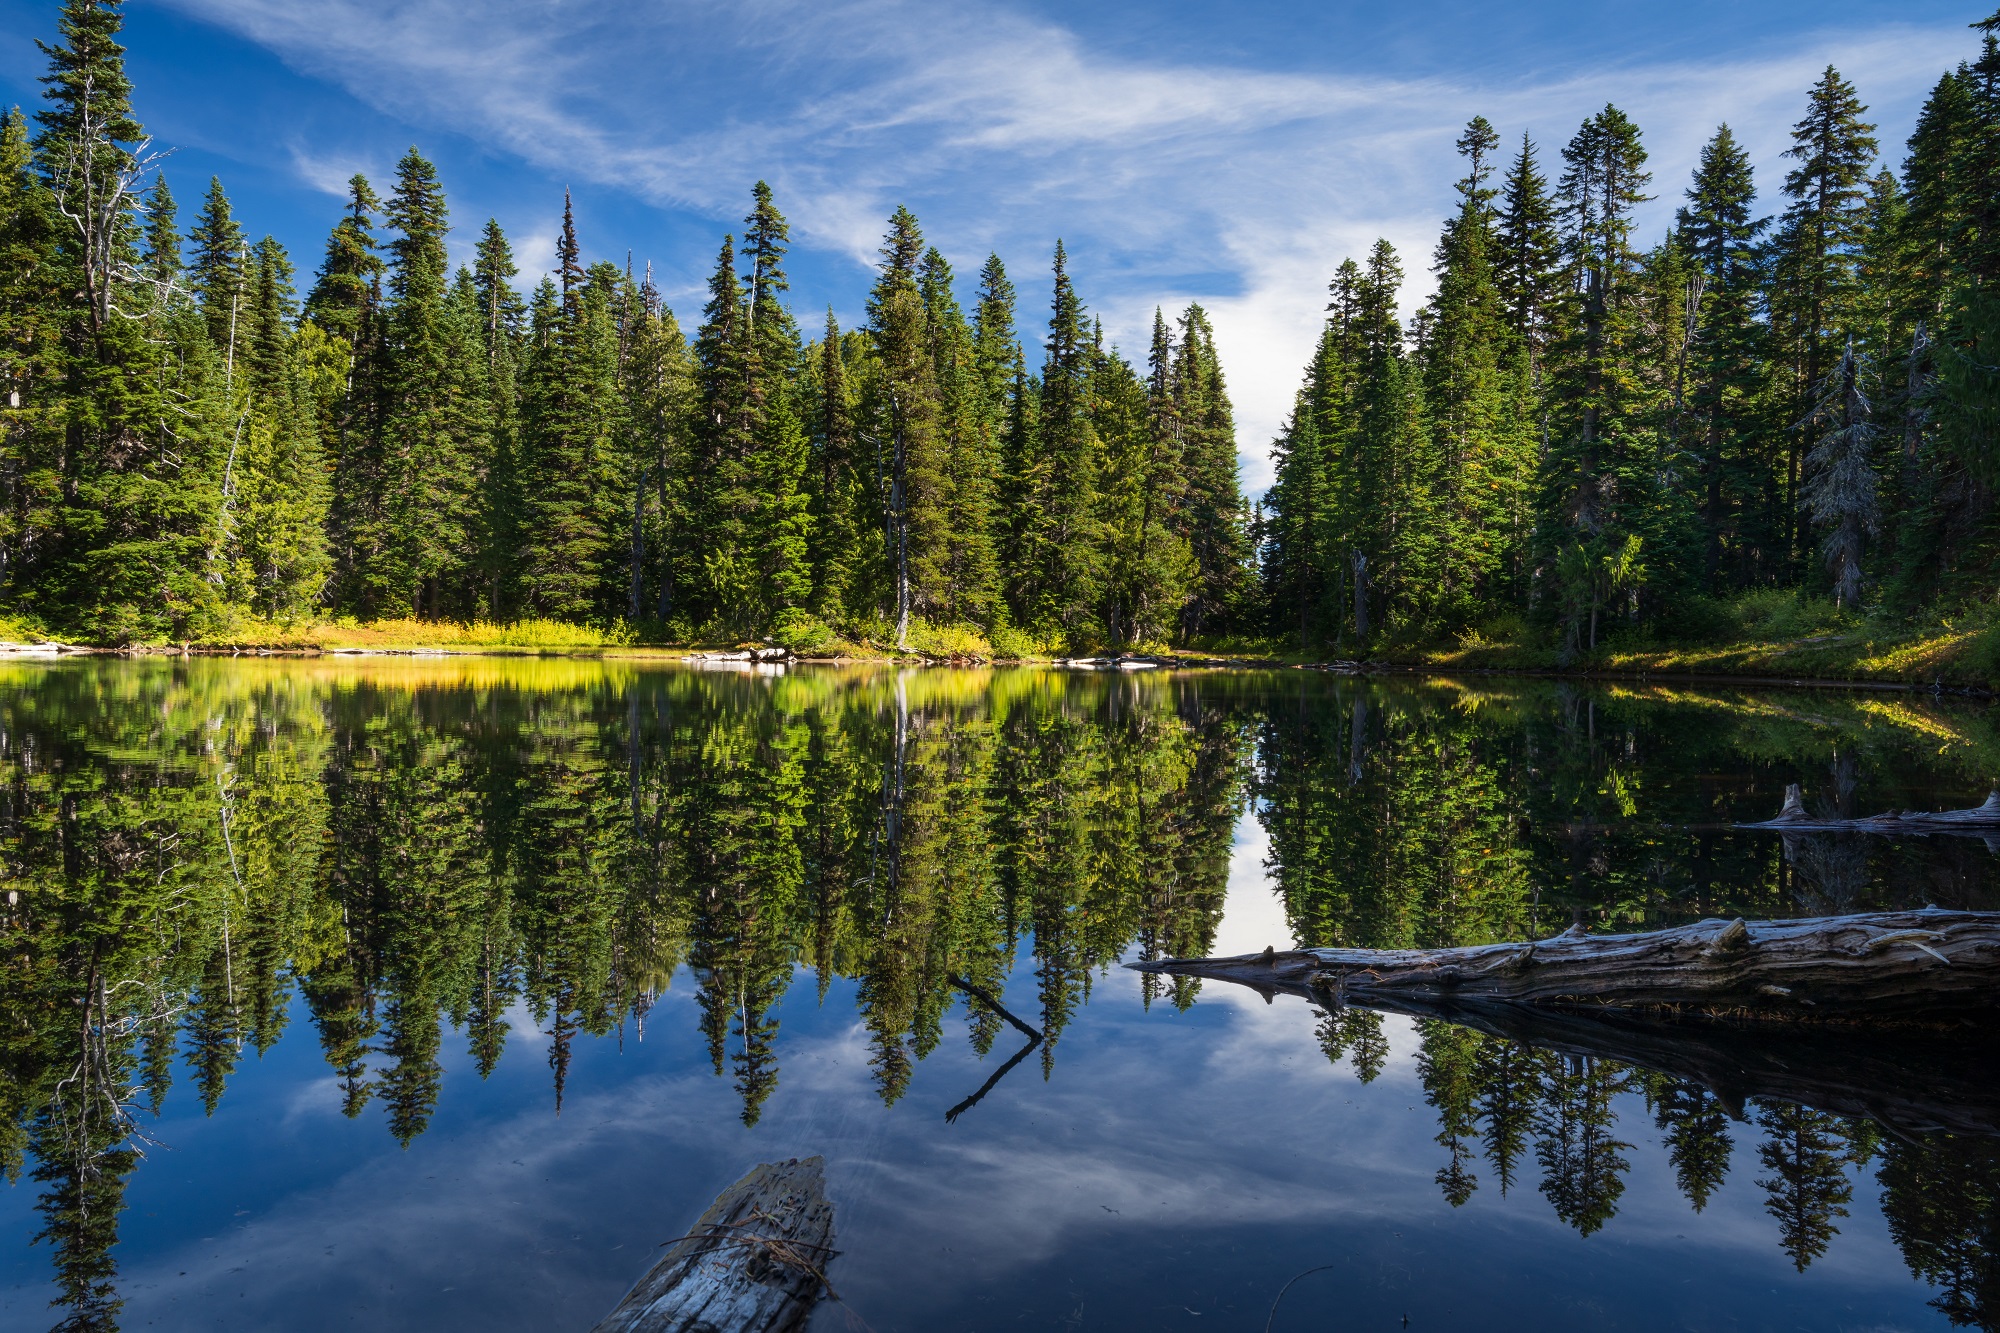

2,638,1992,696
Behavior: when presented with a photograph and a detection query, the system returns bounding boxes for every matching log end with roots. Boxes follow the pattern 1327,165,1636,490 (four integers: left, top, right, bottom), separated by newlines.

591,1156,836,1333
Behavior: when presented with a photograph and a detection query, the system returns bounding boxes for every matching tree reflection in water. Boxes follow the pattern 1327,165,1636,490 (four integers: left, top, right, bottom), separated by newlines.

1,660,1998,1329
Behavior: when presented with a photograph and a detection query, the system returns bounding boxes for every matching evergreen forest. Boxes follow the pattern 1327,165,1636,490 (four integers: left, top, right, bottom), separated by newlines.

10,2,2000,660
1262,12,2000,659
0,0,1248,654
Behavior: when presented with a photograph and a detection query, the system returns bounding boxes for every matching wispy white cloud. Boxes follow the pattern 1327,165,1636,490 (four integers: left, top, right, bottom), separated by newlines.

284,142,376,198
161,0,1973,491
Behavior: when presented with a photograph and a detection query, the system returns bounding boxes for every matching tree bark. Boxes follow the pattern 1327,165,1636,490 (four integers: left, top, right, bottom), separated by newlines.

591,1157,835,1333
1127,908,2000,1019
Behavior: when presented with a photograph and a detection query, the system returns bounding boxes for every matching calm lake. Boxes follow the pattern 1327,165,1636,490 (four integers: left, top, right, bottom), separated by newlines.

0,659,1995,1332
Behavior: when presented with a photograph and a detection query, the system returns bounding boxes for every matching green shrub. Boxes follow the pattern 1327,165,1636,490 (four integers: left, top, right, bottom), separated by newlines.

772,612,834,653
906,619,992,659
0,612,52,643
988,623,1058,660
1725,589,1854,642
1648,593,1734,642
1458,610,1531,650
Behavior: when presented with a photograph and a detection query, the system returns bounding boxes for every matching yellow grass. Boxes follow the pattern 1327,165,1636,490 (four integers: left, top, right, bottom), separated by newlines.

194,617,653,653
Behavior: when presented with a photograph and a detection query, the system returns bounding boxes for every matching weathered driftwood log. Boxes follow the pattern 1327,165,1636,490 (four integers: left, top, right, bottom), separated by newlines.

590,1157,835,1333
1739,783,2000,834
1126,908,2000,1018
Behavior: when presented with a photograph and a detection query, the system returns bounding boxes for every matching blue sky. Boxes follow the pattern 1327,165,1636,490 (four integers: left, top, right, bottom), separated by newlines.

0,0,1986,490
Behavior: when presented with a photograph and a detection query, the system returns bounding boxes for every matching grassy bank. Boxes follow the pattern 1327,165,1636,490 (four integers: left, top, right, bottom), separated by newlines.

7,594,1998,690
0,613,1057,660
1345,593,2000,692
214,617,654,653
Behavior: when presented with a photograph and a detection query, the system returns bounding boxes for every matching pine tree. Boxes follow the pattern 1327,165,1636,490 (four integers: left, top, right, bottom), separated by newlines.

26,0,228,639
1799,338,1880,606
1754,1101,1855,1271
1770,68,1877,571
472,218,525,614
33,0,145,337
518,195,618,621
805,308,864,625
139,170,176,287
303,175,383,351
228,237,331,618
188,176,247,382
1099,316,1189,644
303,175,383,565
620,265,693,625
1009,240,1104,641
866,207,943,646
1106,307,1190,645
1539,105,1653,653
1330,240,1415,639
691,233,753,631
1652,1080,1734,1212
1420,118,1515,625
1172,304,1252,640
1551,104,1652,530
738,186,811,631
1261,326,1341,644
921,246,1002,628
1495,131,1563,372
1677,124,1773,588
971,255,1020,629
358,147,489,618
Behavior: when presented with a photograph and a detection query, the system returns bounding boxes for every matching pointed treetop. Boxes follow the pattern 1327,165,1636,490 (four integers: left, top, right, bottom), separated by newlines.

142,171,179,283
346,173,381,223
701,233,740,339
557,187,582,304
976,253,1014,309
1455,115,1502,209
189,176,247,314
475,217,517,286
1679,123,1766,274
742,180,790,328
1149,306,1173,399
35,0,141,154
878,206,924,283
381,148,449,309
1782,66,1876,205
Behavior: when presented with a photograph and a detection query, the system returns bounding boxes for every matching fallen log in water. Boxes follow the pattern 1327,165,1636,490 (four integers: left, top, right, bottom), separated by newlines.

1126,908,2000,1018
1738,783,2000,834
590,1157,835,1333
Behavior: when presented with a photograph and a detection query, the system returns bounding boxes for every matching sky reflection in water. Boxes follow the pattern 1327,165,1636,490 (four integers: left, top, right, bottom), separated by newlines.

0,660,1994,1331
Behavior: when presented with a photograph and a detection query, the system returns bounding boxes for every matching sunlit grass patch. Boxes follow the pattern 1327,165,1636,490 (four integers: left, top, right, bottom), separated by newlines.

199,616,644,652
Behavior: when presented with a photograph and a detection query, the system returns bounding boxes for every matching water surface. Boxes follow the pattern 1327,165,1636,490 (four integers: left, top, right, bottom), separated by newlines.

0,660,1994,1331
